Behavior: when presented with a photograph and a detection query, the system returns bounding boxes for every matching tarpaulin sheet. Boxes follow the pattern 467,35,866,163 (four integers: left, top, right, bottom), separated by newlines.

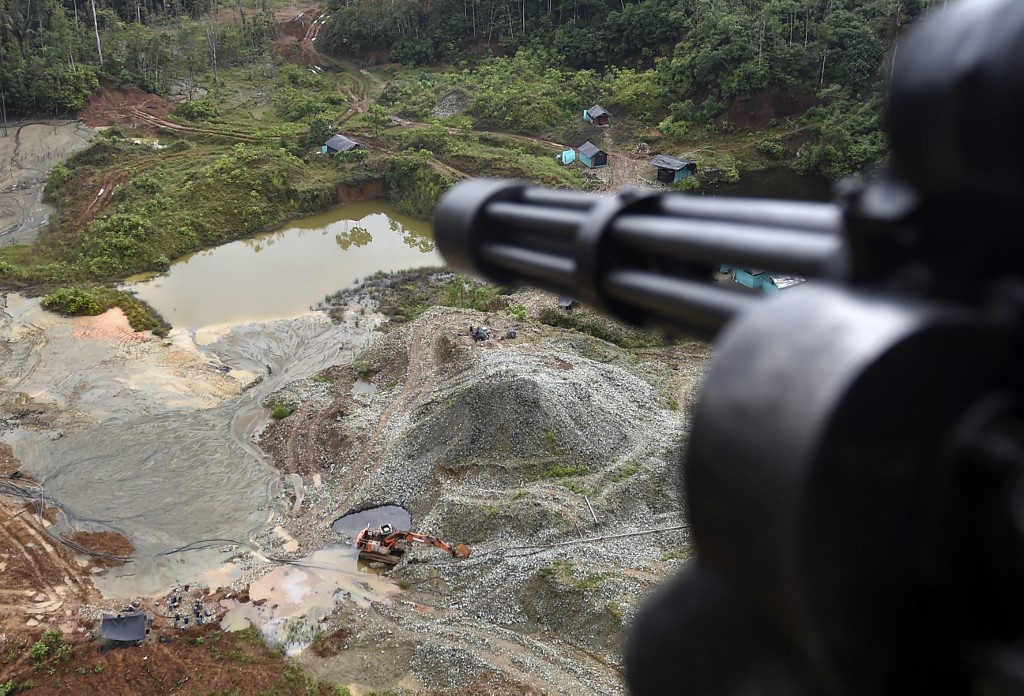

101,612,146,642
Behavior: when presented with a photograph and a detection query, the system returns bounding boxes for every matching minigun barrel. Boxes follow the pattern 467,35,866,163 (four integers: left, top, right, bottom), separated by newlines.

434,179,846,338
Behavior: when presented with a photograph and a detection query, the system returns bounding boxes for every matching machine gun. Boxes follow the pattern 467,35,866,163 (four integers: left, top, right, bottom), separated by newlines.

432,0,1024,693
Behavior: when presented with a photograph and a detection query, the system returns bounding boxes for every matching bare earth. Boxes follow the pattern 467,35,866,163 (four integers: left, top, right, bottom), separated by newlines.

0,120,97,247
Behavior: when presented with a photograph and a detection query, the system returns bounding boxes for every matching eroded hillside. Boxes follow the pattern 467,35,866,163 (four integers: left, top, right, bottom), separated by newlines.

258,294,709,693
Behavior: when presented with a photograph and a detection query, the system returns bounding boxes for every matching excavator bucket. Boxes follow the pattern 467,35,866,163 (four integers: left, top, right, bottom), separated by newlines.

454,544,471,558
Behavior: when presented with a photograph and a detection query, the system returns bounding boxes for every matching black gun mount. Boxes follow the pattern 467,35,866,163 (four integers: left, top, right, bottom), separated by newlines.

434,0,1024,694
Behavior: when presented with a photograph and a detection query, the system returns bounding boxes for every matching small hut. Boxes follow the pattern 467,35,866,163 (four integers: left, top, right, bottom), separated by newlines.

583,105,611,126
578,141,608,168
735,268,769,291
651,155,697,184
322,134,362,155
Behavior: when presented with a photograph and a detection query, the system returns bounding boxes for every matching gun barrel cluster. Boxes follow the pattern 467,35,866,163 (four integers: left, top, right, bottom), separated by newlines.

435,179,845,337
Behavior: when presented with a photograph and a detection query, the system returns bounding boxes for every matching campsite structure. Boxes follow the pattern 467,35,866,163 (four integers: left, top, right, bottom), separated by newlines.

322,134,362,155
583,105,611,126
651,155,697,184
578,141,608,168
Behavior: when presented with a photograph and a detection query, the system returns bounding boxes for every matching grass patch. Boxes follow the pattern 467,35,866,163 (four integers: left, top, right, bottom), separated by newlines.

574,572,612,590
609,464,640,482
659,546,695,563
327,269,514,327
537,307,664,349
41,286,170,335
543,464,587,478
537,558,572,580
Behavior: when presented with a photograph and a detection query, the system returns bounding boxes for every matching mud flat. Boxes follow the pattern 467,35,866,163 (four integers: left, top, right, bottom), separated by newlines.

0,120,97,246
0,293,378,596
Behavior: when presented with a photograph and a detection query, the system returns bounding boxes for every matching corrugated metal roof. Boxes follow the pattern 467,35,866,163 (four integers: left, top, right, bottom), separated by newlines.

650,154,695,170
325,134,360,151
768,274,806,289
579,141,603,157
587,105,610,118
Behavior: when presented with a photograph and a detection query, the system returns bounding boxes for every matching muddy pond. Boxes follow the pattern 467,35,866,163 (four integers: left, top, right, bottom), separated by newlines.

126,201,439,328
125,171,831,330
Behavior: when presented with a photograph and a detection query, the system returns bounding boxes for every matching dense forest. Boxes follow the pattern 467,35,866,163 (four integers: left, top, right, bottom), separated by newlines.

2,0,936,177
324,0,932,176
0,0,276,113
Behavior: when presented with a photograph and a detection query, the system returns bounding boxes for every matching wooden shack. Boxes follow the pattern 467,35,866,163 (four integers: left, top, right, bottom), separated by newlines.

583,105,611,126
578,141,608,168
651,154,697,184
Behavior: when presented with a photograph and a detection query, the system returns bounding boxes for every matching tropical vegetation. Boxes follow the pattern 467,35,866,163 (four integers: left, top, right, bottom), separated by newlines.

0,0,941,329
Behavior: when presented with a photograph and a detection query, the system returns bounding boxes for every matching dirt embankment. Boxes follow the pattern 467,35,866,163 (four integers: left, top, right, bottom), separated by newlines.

257,290,709,693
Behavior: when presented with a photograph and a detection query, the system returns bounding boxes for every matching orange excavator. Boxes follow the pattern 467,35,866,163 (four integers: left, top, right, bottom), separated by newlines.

354,524,471,566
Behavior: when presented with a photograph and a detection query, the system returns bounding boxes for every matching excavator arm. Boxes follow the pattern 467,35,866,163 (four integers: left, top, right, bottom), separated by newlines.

384,532,471,558
354,526,471,565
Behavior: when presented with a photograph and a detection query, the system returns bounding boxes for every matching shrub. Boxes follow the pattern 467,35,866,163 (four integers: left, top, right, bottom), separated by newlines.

174,100,219,122
42,287,104,316
48,163,72,189
29,640,49,662
271,402,297,419
507,304,527,321
756,138,785,160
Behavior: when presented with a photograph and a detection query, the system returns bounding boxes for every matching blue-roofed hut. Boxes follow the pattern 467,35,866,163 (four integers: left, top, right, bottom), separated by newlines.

583,105,611,126
734,268,806,294
578,141,608,168
651,154,697,184
735,268,769,291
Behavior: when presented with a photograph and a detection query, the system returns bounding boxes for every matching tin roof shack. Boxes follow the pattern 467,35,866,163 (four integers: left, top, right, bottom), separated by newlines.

735,267,768,291
579,141,608,168
734,268,806,294
762,274,806,294
322,134,362,155
583,105,611,126
651,154,697,184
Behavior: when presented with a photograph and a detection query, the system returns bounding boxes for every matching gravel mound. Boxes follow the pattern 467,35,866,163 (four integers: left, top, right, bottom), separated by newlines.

259,303,709,693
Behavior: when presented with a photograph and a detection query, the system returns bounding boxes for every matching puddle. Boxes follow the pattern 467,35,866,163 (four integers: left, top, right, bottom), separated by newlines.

351,378,377,396
218,506,416,654
220,544,399,654
332,505,411,538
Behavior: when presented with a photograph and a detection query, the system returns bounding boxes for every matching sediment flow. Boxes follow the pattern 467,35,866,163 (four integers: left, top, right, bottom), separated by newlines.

0,294,376,596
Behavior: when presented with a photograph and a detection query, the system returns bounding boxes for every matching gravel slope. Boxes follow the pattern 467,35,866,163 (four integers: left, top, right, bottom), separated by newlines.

260,296,710,693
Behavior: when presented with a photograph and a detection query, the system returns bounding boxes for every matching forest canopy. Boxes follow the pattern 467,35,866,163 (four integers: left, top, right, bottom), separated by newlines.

0,0,277,112
1,0,938,177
